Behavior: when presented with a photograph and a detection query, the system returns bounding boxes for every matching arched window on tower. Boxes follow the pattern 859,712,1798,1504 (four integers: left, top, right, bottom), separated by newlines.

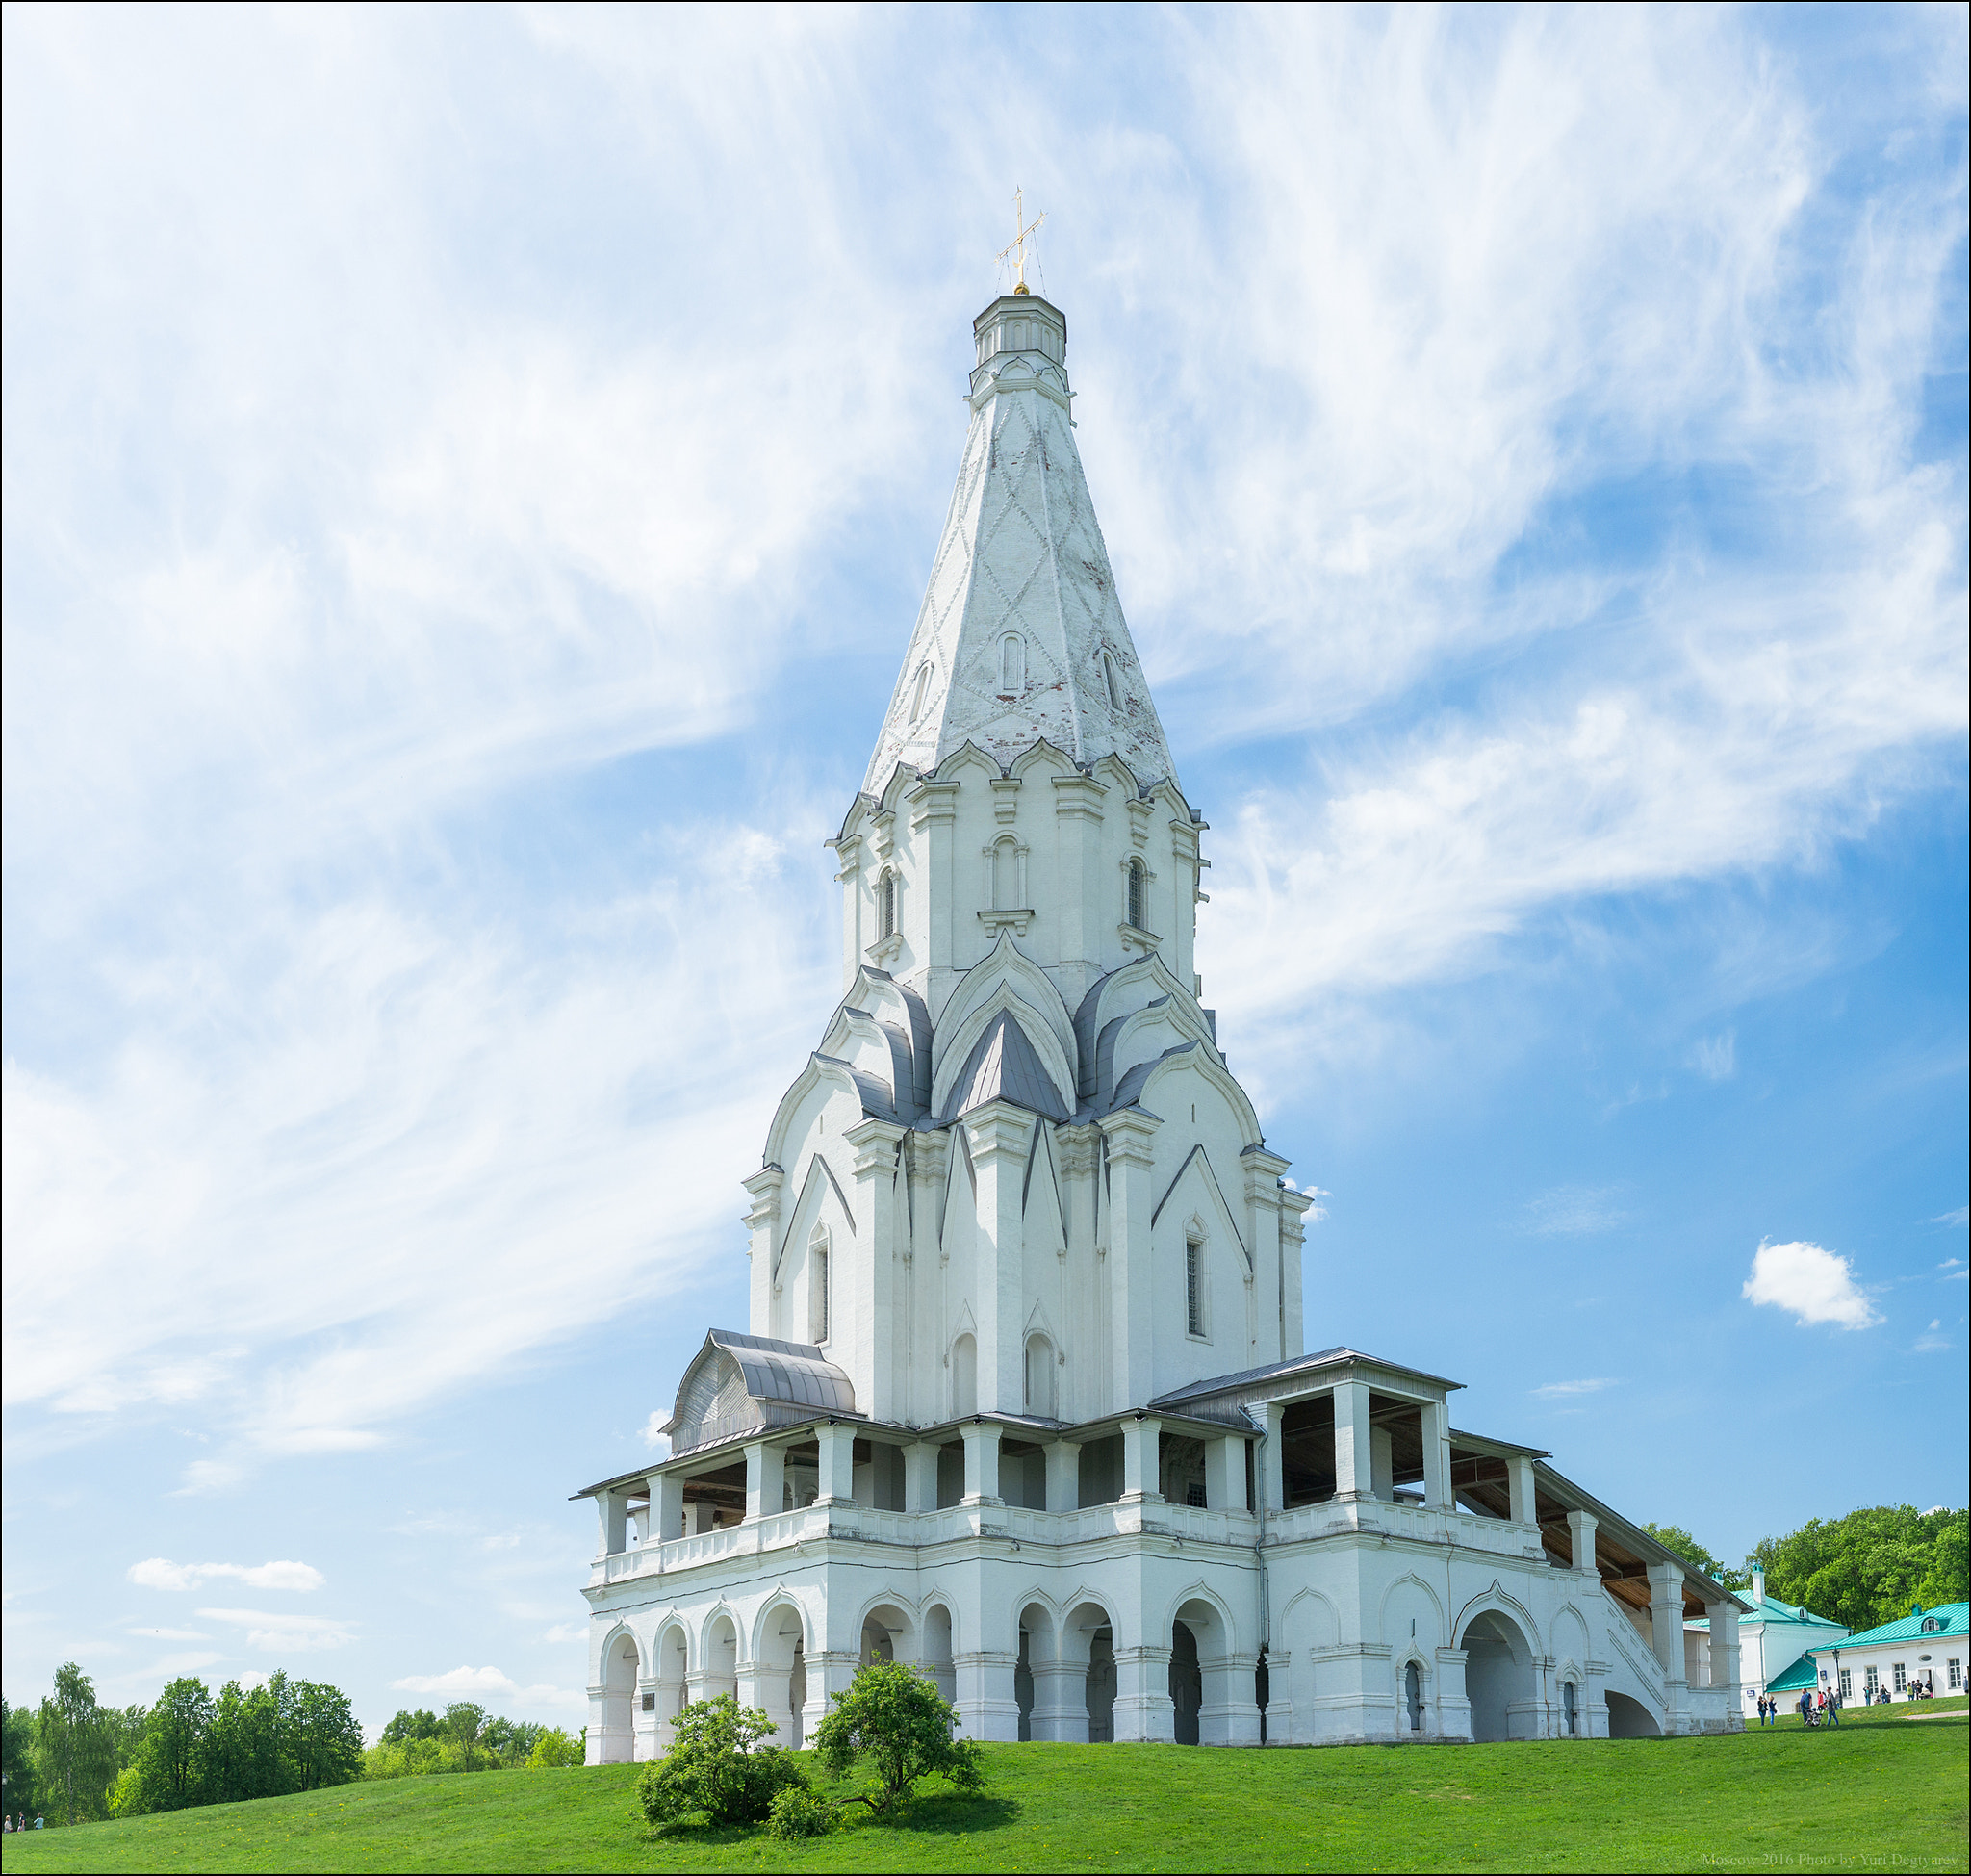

908,660,932,723
1102,651,1121,711
991,836,1020,911
1126,857,1147,932
1024,1332,1056,1418
878,870,898,940
998,632,1026,696
808,1227,831,1345
951,1334,978,1418
1185,1230,1206,1338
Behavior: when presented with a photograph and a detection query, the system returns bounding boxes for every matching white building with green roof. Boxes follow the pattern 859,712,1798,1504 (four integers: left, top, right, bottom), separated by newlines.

1690,1567,1848,1713
1809,1601,1968,1704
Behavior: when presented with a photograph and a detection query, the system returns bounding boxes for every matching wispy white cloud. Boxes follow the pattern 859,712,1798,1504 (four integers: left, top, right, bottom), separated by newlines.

128,1558,324,1593
1935,1208,1970,1227
196,1607,357,1652
1742,1239,1883,1330
1523,1186,1627,1237
1532,1378,1619,1400
1913,1320,1950,1353
0,6,1960,1497
390,1663,581,1709
1687,1032,1738,1083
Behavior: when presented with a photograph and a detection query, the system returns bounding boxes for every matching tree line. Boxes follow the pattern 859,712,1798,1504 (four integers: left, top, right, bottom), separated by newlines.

365,1704,582,1777
1,1670,591,1828
1644,1503,1967,1632
2,1663,362,1827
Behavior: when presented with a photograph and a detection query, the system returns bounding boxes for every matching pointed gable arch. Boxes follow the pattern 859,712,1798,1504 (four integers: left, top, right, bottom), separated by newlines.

1151,1143,1251,1272
774,1151,856,1282
934,929,1076,1099
762,1054,866,1170
1112,1041,1263,1145
1097,998,1216,1109
1072,951,1200,1099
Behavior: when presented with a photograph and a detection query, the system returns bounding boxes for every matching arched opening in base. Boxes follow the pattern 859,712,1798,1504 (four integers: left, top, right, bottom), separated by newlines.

1169,1620,1202,1745
1606,1690,1662,1738
1461,1610,1535,1743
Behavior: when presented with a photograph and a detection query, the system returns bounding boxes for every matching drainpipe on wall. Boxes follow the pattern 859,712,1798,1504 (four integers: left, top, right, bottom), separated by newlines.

1247,1405,1271,1718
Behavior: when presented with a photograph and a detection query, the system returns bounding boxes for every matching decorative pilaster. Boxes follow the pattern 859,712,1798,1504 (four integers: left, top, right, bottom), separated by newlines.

1097,1108,1161,1410
1044,1439,1081,1511
1112,1641,1176,1743
846,1117,907,1421
1508,1455,1538,1526
962,1100,1035,1413
1332,1378,1373,1502
741,1165,784,1338
745,1440,784,1522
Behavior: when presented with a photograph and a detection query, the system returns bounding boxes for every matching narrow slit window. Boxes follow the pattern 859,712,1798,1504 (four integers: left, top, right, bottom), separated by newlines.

810,1231,830,1344
1127,858,1146,931
878,871,897,939
1186,1237,1204,1337
999,632,1026,694
1103,652,1121,710
908,661,932,723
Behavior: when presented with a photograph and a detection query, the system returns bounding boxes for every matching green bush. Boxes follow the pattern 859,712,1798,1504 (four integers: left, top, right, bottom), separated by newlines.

525,1728,585,1770
634,1695,807,1829
766,1784,838,1840
813,1661,984,1817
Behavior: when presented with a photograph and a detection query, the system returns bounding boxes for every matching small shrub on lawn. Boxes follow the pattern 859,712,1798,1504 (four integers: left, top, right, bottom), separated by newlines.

813,1660,985,1817
634,1695,807,1829
766,1785,838,1840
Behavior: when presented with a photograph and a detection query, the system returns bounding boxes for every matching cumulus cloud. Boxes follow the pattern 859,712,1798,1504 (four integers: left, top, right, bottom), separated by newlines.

128,1558,324,1593
1532,1378,1619,1399
640,1416,672,1453
1742,1239,1883,1330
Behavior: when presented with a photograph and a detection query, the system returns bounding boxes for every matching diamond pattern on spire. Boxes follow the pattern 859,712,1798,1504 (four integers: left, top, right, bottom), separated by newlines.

862,321,1176,796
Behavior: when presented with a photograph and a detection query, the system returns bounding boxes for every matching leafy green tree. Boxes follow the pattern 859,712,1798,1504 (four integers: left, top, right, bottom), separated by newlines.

199,1674,295,1805
3,1702,37,1818
634,1695,806,1828
33,1663,119,1826
379,1709,442,1746
525,1727,584,1770
1753,1505,1963,1632
1642,1523,1745,1590
812,1661,984,1817
131,1678,214,1813
481,1718,546,1768
287,1680,364,1791
1914,1509,1968,1610
443,1702,490,1774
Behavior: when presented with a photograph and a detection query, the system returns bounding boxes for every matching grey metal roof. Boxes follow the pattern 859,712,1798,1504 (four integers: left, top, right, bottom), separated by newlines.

937,1010,1070,1123
705,1329,858,1415
1150,1345,1464,1409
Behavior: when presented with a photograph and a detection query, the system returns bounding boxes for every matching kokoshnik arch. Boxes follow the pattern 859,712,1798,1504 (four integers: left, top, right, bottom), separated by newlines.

573,286,1748,1756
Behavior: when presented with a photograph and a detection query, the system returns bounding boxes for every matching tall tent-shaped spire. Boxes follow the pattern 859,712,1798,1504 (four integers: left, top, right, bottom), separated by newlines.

862,293,1177,796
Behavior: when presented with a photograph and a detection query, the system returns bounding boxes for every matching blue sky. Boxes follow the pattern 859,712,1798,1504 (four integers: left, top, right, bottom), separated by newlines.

3,3,1965,1732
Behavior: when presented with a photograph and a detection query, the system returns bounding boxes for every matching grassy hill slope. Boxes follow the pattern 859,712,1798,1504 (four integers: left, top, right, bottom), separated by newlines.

2,1700,1963,1875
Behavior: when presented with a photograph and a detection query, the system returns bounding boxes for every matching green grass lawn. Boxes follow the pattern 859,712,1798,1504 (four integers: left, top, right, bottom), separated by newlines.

4,1699,1964,1874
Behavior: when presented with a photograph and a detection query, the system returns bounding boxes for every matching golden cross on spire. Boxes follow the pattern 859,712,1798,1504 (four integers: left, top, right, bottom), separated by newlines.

996,187,1046,296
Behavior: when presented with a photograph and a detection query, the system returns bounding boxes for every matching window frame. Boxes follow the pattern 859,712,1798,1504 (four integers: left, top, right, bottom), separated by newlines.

1185,1231,1207,1340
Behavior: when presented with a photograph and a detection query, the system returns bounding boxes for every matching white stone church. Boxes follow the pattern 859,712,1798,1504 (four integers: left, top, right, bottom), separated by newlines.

576,286,1746,1757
